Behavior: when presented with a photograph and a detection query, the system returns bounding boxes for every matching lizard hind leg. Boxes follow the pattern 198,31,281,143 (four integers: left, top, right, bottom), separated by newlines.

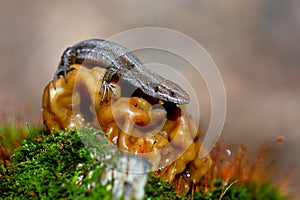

100,81,117,102
100,68,119,102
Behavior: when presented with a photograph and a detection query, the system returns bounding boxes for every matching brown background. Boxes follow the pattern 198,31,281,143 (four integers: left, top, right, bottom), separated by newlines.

0,0,299,198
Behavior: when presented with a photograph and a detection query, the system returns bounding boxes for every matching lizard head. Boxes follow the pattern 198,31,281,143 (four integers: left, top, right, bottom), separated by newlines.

147,80,190,104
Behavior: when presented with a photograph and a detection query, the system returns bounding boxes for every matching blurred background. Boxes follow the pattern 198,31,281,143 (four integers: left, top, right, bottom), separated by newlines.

0,0,299,198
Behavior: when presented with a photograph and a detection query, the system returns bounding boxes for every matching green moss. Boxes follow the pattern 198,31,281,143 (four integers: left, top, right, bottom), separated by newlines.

0,128,290,199
191,179,288,200
144,174,179,200
0,129,112,199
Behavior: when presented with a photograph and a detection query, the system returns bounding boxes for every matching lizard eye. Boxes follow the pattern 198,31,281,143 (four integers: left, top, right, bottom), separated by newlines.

154,86,159,93
170,91,175,96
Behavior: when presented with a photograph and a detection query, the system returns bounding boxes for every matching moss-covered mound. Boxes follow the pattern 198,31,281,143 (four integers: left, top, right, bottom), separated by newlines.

0,128,289,199
0,129,113,199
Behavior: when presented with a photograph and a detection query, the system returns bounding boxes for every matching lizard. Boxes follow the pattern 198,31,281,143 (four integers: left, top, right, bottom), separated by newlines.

53,39,190,104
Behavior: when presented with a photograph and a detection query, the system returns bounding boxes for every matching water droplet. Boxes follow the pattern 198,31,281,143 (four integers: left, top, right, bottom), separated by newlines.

225,149,232,156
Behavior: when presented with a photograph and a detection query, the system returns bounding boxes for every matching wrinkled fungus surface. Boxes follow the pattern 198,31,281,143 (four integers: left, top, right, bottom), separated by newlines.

42,64,211,195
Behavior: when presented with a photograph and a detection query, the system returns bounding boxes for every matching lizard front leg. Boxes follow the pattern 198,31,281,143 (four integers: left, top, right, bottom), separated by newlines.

53,48,77,89
53,65,76,89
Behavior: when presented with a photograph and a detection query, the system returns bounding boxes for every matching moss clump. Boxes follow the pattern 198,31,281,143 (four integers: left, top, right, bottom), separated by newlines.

145,176,288,200
0,128,112,199
144,174,179,199
0,128,289,199
191,179,288,200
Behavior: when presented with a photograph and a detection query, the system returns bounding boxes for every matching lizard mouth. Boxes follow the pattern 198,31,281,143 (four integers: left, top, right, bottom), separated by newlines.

153,81,190,105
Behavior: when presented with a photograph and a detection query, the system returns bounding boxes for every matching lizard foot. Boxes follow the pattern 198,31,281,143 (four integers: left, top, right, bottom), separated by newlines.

53,67,76,89
100,81,117,102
